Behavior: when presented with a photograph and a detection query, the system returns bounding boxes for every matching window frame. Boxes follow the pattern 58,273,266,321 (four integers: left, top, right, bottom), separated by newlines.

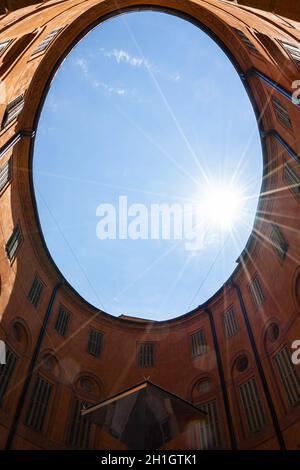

270,223,288,262
222,307,239,339
5,223,23,263
249,275,265,310
234,28,260,55
0,39,13,57
67,397,92,449
283,162,300,200
27,275,44,308
272,96,293,130
54,306,71,336
137,341,155,368
0,158,12,195
24,374,53,434
1,94,25,130
239,376,266,435
190,329,207,358
31,27,64,57
87,329,103,358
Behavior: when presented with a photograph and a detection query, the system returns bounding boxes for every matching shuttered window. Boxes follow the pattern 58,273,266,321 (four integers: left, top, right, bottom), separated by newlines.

28,276,43,307
68,399,91,448
284,163,300,198
193,400,221,449
274,346,300,407
6,224,22,261
191,330,206,357
32,28,62,55
223,308,239,338
240,377,265,434
249,275,264,309
87,329,102,357
2,95,24,129
234,29,259,53
272,97,293,129
0,347,17,405
54,307,70,336
138,342,154,368
271,224,288,260
0,159,11,193
25,376,52,432
280,40,300,67
0,39,12,57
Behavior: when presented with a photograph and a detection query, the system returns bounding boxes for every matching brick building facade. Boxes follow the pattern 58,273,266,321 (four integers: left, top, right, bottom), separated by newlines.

0,0,300,450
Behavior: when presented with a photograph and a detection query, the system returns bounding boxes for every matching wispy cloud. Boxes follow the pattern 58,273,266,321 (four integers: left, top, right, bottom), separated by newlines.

102,48,152,69
73,56,128,97
72,48,180,102
74,57,89,76
169,73,181,82
93,80,127,96
101,47,181,83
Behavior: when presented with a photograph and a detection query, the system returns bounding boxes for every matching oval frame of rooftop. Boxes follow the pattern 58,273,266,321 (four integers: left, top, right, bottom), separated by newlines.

0,0,300,451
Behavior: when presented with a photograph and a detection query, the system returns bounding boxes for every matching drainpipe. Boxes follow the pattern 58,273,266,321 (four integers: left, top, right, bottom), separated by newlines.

5,281,63,450
231,281,286,451
204,308,237,450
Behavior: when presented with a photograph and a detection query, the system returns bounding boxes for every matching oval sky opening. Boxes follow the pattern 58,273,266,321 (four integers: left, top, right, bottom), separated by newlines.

33,10,263,320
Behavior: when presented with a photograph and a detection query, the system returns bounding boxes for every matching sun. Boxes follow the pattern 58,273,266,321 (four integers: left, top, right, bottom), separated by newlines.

203,184,243,231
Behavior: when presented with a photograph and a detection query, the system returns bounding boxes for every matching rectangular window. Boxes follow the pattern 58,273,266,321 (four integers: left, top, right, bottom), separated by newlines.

191,330,206,357
0,39,12,57
138,342,154,368
32,28,62,55
284,163,300,198
54,307,70,336
249,275,265,309
223,308,239,338
28,276,43,308
193,400,221,449
280,40,300,67
274,346,300,407
25,376,52,432
271,224,288,260
0,159,11,194
0,347,17,405
240,377,265,434
2,95,24,129
88,329,102,357
5,224,22,261
234,29,259,53
272,97,292,129
68,399,91,448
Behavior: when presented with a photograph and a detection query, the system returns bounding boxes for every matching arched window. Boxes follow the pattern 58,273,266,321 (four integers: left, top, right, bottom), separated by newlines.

10,319,30,353
190,377,222,449
24,352,61,434
239,377,266,434
67,375,102,449
67,398,92,449
25,374,53,433
274,345,300,408
264,321,300,411
231,353,266,437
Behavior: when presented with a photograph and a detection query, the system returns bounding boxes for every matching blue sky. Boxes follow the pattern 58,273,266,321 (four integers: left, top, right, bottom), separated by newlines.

33,11,263,320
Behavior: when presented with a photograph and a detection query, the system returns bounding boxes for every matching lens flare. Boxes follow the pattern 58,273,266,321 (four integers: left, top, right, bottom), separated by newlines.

203,185,243,231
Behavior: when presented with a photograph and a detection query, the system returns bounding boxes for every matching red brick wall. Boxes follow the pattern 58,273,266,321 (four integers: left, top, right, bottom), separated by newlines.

0,0,300,450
